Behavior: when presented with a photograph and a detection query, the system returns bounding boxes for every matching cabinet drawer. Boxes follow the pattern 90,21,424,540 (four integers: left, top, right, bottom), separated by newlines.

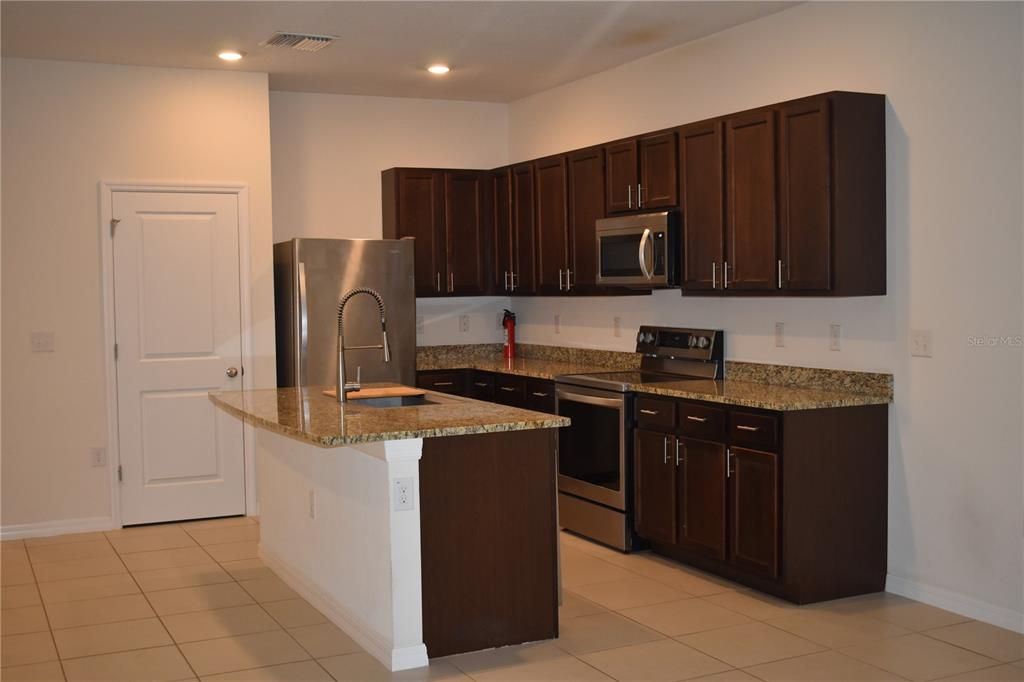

417,370,466,395
526,378,556,414
494,374,527,406
677,402,726,441
468,371,495,401
636,397,676,431
728,410,778,450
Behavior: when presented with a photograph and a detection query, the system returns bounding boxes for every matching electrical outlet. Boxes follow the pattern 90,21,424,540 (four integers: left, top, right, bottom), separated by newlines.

613,317,622,338
458,315,470,333
554,314,561,334
308,490,316,519
774,322,785,348
393,477,414,512
910,329,933,357
90,447,106,468
829,324,841,351
31,331,55,353
415,315,425,335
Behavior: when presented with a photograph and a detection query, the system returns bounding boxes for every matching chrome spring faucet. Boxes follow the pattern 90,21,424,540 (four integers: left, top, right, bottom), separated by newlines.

336,287,391,403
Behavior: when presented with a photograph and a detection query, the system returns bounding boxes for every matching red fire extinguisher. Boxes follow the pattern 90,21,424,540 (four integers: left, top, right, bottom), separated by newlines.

502,309,516,359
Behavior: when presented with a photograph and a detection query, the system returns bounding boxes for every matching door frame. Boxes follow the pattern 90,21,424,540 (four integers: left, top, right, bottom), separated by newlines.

99,180,258,527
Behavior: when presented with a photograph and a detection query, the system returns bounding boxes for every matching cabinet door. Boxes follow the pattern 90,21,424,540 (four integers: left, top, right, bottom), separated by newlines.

634,429,677,545
468,371,495,401
725,110,777,291
494,374,526,407
417,370,467,396
534,156,569,295
525,378,556,414
394,169,445,296
679,121,725,291
779,98,832,291
605,140,639,214
677,438,727,560
444,171,487,296
567,147,604,293
511,164,537,295
639,132,678,209
729,447,779,578
491,168,514,294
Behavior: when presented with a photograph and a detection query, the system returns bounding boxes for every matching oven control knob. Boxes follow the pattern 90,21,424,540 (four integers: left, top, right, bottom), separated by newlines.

697,336,710,349
688,336,697,348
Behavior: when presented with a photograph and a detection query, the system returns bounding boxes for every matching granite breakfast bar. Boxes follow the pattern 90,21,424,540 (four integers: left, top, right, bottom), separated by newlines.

209,386,569,672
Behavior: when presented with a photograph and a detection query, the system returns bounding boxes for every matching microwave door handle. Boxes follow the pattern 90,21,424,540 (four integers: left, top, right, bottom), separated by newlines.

638,228,652,279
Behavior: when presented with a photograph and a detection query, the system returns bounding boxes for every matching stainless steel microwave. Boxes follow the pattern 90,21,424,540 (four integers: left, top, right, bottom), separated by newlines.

595,212,678,287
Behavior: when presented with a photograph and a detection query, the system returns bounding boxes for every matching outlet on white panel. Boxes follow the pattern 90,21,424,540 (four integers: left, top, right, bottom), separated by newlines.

393,477,414,512
554,314,561,334
31,331,55,353
459,315,470,333
829,324,841,351
90,447,106,468
416,316,425,335
774,322,785,348
910,329,933,357
613,317,622,338
308,490,316,519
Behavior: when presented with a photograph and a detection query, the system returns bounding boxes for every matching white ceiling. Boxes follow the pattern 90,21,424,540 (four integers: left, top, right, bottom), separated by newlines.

1,2,797,103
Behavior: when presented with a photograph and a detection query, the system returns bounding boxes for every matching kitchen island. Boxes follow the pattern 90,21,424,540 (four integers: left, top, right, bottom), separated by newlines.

210,386,568,671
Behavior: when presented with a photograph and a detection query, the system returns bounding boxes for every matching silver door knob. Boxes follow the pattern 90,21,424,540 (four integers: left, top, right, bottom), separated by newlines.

226,367,239,378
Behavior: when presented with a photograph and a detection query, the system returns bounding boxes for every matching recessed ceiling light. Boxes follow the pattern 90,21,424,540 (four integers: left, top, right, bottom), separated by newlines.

427,64,451,75
218,51,244,61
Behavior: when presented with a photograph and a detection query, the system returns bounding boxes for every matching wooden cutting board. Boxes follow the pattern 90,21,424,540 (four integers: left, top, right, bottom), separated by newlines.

321,385,427,400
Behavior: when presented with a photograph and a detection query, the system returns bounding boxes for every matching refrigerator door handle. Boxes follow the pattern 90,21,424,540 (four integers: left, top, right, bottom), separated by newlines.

297,260,309,386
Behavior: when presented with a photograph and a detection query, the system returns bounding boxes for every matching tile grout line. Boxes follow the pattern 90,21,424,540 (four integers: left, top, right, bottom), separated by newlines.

25,536,68,681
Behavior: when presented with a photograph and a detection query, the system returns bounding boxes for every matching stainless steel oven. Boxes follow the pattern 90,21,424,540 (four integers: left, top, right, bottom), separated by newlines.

556,385,627,511
595,211,678,288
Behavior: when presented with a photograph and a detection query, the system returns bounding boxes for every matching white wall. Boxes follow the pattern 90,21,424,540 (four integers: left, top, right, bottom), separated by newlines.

269,91,510,345
1,58,276,528
507,2,1024,629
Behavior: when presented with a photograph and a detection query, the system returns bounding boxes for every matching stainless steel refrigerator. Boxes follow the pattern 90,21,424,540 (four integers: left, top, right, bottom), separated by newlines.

273,238,416,388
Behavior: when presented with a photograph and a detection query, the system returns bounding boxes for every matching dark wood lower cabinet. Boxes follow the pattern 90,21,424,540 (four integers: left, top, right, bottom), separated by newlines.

417,370,555,414
637,400,888,604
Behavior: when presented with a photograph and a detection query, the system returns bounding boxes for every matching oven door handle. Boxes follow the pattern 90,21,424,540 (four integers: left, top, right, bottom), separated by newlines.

638,228,653,280
556,389,624,410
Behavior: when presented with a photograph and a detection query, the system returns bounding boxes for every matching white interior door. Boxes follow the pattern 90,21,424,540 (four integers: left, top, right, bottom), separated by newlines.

112,191,245,525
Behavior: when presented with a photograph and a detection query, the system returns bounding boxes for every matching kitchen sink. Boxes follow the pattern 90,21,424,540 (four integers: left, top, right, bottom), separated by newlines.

352,395,442,408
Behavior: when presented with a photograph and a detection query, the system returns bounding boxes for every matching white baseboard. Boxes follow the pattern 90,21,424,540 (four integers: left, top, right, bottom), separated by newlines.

260,545,428,672
0,516,117,540
887,574,1024,634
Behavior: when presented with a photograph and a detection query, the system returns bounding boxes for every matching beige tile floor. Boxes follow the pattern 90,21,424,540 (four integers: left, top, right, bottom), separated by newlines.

2,520,1022,681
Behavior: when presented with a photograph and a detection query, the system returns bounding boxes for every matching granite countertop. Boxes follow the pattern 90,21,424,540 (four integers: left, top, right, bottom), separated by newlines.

209,385,569,448
421,353,891,412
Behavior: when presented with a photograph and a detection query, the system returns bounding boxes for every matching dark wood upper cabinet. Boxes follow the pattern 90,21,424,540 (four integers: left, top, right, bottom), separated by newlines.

567,147,605,293
679,121,725,291
382,168,445,296
490,168,514,294
635,429,677,546
638,132,678,209
511,164,537,295
725,109,778,290
533,156,569,295
677,437,727,560
444,171,488,296
604,140,638,213
729,446,779,579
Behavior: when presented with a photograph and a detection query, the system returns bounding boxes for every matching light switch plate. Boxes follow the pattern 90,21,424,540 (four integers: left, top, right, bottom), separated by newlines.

554,314,561,334
910,329,933,357
31,331,55,353
829,324,841,351
458,315,470,333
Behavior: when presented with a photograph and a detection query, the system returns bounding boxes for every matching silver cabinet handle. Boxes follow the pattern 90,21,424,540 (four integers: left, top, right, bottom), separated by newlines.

226,367,239,378
627,184,632,209
433,381,454,387
639,409,659,416
558,268,564,291
474,382,489,388
686,415,707,423
736,424,760,432
504,271,510,292
727,448,733,477
663,436,669,465
675,439,683,466
449,271,454,292
637,183,643,208
531,391,549,398
777,259,784,289
510,272,517,292
436,272,441,292
499,386,517,392
723,261,730,289
711,262,718,289
566,269,573,291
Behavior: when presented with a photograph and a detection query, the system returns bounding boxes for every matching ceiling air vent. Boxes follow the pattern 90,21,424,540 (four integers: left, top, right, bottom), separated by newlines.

261,32,337,52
